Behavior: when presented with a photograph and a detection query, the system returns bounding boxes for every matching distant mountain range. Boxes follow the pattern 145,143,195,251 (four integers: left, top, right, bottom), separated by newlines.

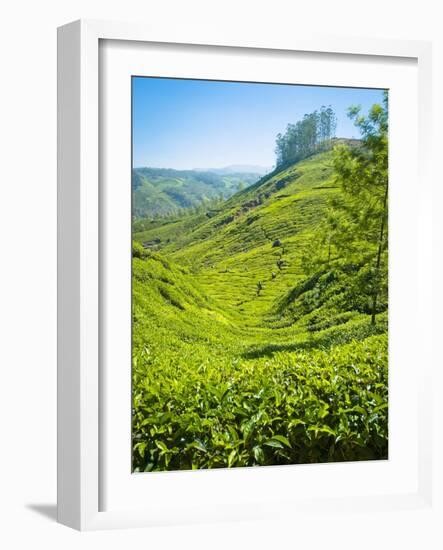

193,165,272,176
132,167,265,219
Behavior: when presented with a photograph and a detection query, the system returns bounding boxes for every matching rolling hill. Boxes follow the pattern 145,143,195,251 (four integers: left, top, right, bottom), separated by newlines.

132,143,388,472
132,167,262,218
193,164,272,175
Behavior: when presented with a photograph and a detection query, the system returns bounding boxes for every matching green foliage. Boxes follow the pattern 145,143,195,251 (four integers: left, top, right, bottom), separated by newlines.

275,106,337,166
132,240,148,259
131,104,389,471
132,167,261,219
320,93,388,325
133,332,388,471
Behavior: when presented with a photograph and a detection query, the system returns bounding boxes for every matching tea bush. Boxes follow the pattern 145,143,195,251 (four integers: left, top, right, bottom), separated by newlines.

133,336,387,471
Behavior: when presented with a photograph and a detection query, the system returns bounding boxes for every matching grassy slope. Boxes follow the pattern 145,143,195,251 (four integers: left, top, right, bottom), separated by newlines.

136,155,333,301
132,148,388,471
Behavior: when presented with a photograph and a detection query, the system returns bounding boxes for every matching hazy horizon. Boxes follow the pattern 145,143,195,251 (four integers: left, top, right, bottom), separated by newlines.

132,77,385,170
132,163,273,172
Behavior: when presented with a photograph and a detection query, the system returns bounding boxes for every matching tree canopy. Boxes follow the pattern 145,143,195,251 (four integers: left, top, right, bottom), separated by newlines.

303,92,389,325
275,106,337,167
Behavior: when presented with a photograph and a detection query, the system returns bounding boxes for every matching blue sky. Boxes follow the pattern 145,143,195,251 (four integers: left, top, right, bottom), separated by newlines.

132,77,385,170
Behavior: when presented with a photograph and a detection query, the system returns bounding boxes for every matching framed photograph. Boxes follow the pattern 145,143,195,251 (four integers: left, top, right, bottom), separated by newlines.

58,20,435,531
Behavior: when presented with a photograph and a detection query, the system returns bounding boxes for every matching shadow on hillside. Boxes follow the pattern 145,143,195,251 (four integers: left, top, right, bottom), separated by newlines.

241,319,386,359
242,340,312,359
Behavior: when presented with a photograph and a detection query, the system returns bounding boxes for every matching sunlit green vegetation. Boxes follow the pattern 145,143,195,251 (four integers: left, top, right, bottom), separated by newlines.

132,97,389,472
132,167,261,219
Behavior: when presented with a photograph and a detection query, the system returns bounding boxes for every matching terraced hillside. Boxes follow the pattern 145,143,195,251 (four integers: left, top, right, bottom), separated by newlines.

132,145,389,472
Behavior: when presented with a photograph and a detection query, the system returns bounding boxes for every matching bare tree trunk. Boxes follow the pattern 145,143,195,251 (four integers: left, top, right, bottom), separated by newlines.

371,183,388,325
327,235,331,265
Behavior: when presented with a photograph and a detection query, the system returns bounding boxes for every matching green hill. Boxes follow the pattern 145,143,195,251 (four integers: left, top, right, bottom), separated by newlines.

132,144,388,472
132,167,261,218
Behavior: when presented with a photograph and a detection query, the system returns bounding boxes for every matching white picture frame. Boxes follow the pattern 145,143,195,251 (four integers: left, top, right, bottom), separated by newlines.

57,19,436,532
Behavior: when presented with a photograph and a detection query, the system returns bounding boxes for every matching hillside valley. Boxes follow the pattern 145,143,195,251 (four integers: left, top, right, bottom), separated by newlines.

132,141,389,472
132,166,262,218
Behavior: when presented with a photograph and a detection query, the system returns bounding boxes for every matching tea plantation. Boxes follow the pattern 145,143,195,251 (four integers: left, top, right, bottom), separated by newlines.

132,144,388,472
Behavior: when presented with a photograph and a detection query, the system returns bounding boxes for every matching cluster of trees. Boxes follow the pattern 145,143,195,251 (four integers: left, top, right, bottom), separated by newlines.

305,92,388,324
275,106,337,166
